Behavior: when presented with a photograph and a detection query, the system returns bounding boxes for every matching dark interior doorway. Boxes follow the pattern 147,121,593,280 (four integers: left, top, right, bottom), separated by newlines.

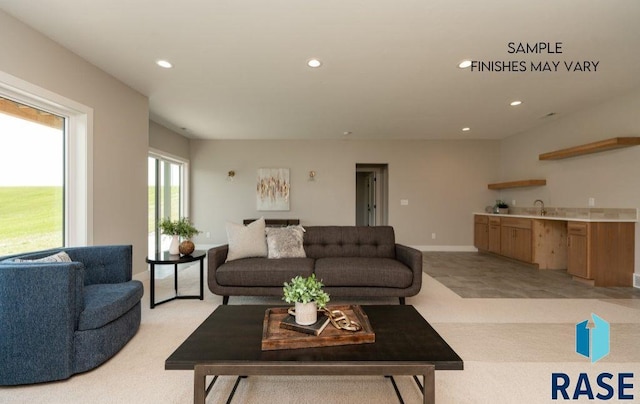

355,164,388,226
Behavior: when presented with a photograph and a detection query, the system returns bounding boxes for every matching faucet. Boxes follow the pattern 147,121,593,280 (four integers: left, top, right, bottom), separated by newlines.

534,199,546,216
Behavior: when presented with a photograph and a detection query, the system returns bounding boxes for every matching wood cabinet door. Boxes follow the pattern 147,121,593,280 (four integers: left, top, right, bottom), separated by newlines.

500,227,515,258
500,226,532,262
567,222,590,279
567,233,589,278
512,228,532,262
474,223,489,250
488,224,501,253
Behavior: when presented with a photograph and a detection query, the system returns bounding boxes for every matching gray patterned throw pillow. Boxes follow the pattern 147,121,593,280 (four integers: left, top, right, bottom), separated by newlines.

266,225,306,259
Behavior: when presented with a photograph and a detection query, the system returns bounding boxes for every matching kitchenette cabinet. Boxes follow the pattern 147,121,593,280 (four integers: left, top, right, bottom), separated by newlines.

473,213,635,287
566,221,635,286
488,217,501,254
474,215,502,253
474,215,489,251
567,222,590,279
500,217,532,262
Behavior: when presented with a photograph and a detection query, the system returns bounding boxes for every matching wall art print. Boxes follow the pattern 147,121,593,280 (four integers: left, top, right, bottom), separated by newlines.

256,168,290,211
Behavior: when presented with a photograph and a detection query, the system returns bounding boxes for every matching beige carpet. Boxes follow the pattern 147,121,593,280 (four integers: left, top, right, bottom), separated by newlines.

2,257,639,403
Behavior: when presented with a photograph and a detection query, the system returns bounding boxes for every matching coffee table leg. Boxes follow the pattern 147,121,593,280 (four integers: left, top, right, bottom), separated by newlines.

423,366,435,404
194,365,207,404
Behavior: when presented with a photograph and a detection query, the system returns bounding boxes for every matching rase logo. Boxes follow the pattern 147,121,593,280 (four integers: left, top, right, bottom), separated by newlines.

576,313,610,363
551,314,635,400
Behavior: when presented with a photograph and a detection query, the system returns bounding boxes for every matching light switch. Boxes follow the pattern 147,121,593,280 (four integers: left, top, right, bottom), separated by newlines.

400,199,409,206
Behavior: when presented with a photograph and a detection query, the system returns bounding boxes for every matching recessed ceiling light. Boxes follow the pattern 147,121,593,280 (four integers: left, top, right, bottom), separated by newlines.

458,60,472,69
307,59,322,68
156,60,173,69
462,127,470,132
343,131,352,136
510,100,522,106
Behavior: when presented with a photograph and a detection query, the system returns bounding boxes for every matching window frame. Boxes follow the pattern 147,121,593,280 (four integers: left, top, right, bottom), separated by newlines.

0,71,93,247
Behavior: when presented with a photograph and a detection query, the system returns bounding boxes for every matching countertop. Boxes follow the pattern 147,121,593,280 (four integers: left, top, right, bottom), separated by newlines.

474,212,638,223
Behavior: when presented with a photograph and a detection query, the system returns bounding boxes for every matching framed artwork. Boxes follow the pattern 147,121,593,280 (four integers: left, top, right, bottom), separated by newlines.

256,168,290,211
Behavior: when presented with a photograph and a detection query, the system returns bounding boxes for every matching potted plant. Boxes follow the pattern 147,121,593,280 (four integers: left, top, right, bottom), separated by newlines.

494,200,509,214
282,274,330,325
158,217,201,255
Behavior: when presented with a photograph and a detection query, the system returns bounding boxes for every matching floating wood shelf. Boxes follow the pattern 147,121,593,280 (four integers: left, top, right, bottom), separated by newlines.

488,179,547,190
539,137,640,160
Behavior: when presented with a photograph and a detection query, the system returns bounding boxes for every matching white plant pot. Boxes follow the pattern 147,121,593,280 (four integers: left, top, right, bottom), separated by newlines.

169,235,180,255
292,302,318,325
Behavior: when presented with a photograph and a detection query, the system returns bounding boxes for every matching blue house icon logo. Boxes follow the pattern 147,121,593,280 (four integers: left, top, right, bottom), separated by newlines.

576,313,610,363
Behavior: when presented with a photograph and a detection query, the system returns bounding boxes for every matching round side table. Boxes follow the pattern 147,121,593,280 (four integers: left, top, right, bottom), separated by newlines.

146,250,205,309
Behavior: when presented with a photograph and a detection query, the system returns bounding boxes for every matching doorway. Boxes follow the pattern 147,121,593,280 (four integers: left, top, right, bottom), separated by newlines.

148,153,188,256
355,164,388,226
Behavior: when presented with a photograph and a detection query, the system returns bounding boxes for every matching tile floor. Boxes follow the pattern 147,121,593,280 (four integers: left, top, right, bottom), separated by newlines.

423,251,640,299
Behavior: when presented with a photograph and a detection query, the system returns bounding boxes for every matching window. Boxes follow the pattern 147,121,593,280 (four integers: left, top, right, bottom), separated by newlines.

0,71,93,254
148,151,189,255
0,98,65,254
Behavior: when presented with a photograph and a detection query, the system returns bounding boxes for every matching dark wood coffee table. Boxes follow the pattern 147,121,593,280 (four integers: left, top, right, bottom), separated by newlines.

165,305,463,404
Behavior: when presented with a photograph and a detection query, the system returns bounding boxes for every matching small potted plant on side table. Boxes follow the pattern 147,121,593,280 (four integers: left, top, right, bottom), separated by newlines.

158,217,201,255
283,274,330,325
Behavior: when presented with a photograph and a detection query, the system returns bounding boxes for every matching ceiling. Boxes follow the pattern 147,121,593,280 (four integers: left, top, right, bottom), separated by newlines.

1,0,639,140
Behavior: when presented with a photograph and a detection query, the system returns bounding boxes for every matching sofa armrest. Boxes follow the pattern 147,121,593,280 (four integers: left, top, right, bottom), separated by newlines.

207,245,228,292
0,262,84,384
395,244,423,293
65,245,132,285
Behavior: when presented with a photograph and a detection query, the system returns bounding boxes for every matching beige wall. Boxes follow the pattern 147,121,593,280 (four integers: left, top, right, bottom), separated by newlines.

0,11,149,273
498,87,640,274
190,139,500,248
149,121,190,160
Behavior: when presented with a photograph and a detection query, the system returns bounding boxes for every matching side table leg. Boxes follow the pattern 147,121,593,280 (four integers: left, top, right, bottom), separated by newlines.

150,263,155,309
174,263,178,294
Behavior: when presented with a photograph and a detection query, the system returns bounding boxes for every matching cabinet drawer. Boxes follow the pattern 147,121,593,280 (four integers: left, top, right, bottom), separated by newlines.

568,222,588,236
500,217,532,229
475,215,489,224
488,217,501,225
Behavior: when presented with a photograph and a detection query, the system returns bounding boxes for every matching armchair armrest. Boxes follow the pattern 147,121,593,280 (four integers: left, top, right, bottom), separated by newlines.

0,262,84,384
395,243,423,295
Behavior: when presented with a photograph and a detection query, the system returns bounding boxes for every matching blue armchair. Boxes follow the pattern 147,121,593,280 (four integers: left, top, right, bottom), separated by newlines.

0,245,143,385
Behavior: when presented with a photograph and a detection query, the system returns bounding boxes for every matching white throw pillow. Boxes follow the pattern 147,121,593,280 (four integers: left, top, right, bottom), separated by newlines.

13,251,72,263
266,225,306,259
225,218,268,262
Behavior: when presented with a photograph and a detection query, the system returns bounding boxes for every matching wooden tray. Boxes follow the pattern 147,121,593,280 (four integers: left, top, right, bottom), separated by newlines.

261,305,375,351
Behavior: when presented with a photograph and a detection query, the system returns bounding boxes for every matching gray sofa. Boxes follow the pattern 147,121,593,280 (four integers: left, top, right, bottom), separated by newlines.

207,226,422,305
0,245,143,385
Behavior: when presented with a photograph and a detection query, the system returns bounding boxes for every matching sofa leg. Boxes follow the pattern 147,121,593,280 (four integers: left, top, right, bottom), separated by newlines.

399,297,405,305
222,296,229,305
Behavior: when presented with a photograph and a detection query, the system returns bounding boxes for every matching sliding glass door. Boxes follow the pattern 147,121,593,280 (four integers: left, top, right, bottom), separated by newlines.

148,154,187,255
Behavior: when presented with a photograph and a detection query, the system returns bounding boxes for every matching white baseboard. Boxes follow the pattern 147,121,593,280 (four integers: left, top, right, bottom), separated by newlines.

412,245,477,252
634,273,640,289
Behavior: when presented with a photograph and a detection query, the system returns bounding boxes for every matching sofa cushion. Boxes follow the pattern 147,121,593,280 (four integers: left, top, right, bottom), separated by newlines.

266,225,306,258
303,226,396,259
78,280,144,331
216,257,315,287
314,257,413,288
225,218,268,262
